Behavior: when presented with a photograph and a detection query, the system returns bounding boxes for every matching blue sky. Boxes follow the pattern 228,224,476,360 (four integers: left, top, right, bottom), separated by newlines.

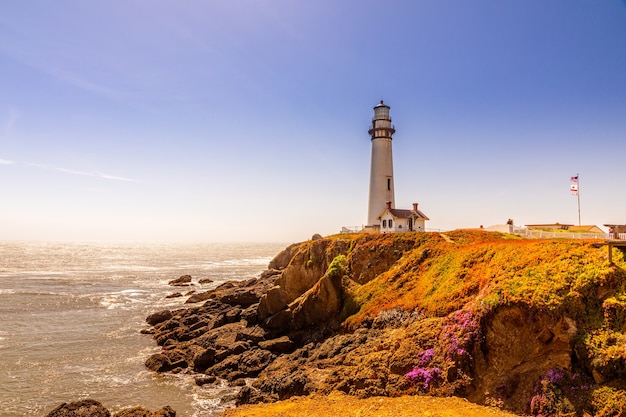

1,1,625,242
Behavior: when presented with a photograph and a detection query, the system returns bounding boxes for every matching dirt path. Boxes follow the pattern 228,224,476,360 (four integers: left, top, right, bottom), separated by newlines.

220,392,521,417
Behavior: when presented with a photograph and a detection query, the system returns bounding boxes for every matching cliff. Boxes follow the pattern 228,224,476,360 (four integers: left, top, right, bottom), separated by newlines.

144,230,626,416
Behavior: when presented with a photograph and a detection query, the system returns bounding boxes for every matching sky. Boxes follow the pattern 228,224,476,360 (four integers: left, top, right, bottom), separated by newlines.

1,1,625,243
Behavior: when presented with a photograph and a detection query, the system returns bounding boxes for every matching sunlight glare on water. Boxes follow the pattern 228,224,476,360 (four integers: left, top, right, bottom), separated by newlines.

0,241,286,416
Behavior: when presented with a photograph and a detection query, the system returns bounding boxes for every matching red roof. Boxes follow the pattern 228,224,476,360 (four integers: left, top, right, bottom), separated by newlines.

386,208,430,220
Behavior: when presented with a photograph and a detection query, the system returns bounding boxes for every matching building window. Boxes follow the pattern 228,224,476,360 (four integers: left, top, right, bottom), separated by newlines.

387,178,391,191
398,224,402,229
388,219,393,228
382,220,387,228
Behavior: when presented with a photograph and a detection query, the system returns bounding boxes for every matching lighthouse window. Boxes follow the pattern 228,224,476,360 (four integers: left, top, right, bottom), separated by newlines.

387,179,391,191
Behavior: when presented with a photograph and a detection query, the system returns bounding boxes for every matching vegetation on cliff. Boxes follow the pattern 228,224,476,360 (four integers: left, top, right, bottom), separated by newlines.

343,230,617,324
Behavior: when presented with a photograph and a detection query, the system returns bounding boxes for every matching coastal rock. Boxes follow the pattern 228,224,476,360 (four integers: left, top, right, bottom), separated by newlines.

187,277,277,306
258,336,295,353
347,234,425,284
192,347,216,372
241,303,260,324
165,292,183,299
113,406,176,417
185,291,213,303
469,306,577,412
199,278,214,284
267,245,299,271
258,239,350,319
145,349,188,372
46,399,110,417
195,375,217,386
146,310,173,326
220,287,266,307
289,264,343,330
208,347,276,380
168,275,192,286
235,386,275,406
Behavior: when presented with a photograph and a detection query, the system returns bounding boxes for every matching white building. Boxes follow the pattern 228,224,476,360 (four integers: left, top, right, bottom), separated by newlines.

378,202,429,233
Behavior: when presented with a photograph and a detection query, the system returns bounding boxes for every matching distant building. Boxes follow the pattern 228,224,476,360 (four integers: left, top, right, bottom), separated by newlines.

378,202,429,233
526,223,604,234
605,224,626,235
568,225,605,234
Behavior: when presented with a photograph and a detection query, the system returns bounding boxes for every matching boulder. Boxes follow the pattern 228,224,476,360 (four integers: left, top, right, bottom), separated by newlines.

146,310,173,326
289,267,343,330
236,325,267,344
268,244,300,270
168,275,192,286
192,347,216,372
165,292,183,299
208,348,276,380
258,239,349,320
195,375,217,386
199,278,214,284
145,349,188,372
258,336,295,354
46,400,110,417
241,303,259,324
220,288,263,307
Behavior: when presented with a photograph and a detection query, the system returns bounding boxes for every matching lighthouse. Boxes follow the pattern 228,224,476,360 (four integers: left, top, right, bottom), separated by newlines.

367,101,396,227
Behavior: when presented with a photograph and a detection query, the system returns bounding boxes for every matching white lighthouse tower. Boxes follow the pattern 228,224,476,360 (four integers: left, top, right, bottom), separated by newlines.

367,101,396,227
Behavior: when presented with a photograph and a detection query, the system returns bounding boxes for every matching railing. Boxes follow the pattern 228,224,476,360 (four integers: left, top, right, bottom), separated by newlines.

609,233,626,240
340,226,363,234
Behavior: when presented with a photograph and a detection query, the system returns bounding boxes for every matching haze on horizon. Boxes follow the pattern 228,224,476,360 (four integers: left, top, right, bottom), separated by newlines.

1,1,625,243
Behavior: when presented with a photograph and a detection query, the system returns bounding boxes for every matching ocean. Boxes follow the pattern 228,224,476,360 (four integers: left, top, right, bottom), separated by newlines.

0,241,287,416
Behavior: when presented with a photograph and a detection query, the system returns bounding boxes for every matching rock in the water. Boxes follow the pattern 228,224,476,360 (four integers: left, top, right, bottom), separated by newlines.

46,399,110,417
195,375,217,386
185,291,214,304
165,292,183,299
199,278,214,284
145,350,188,372
168,275,192,286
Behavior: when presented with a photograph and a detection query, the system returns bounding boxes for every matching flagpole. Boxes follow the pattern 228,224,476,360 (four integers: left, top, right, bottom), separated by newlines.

577,173,581,227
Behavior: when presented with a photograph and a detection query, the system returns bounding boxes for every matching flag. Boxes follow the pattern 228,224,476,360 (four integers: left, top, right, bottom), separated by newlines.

571,183,578,195
570,175,578,183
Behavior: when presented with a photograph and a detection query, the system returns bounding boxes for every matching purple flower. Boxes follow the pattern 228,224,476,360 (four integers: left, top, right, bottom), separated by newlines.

545,368,565,385
417,348,435,366
405,367,442,390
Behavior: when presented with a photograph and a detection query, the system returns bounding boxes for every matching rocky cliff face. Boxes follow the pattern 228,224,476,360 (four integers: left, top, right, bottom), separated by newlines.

143,231,626,416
